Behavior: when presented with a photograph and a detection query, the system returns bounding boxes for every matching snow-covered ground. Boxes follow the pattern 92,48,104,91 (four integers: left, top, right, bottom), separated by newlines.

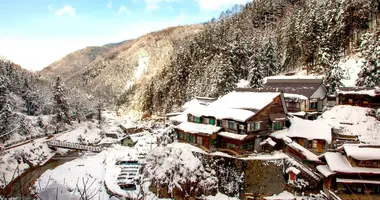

317,105,380,143
338,55,364,87
54,121,103,144
0,138,55,188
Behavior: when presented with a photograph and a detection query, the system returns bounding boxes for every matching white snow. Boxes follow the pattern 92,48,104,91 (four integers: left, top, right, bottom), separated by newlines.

204,192,239,200
264,191,295,200
285,139,320,161
134,55,150,80
316,165,336,177
189,105,256,122
188,91,281,122
242,151,289,161
218,132,247,140
0,138,55,188
317,105,380,143
266,75,323,80
55,121,102,145
337,88,379,97
35,152,110,199
236,79,250,88
210,91,280,111
37,182,79,200
176,122,222,135
338,56,365,87
336,178,380,185
284,93,308,100
343,144,380,161
286,167,301,175
260,138,277,147
324,152,380,175
271,116,332,144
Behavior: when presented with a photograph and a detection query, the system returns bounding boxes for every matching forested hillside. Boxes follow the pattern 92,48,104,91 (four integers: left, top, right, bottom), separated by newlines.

124,0,379,115
40,0,379,117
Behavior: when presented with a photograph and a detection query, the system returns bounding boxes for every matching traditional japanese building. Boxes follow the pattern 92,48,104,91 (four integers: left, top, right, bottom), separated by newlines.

263,76,328,119
318,144,380,196
271,116,332,154
336,87,380,108
175,91,288,154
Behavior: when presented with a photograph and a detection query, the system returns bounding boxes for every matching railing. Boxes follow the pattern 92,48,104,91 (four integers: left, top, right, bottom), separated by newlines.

47,140,103,152
323,186,342,200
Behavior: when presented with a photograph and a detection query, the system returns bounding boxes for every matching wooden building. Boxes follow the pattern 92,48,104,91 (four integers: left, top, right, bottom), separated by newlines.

175,91,288,154
263,77,328,119
318,145,380,196
271,116,332,155
337,87,380,108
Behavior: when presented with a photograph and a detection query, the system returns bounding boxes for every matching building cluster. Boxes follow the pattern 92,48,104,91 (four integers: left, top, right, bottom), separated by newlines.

166,76,380,197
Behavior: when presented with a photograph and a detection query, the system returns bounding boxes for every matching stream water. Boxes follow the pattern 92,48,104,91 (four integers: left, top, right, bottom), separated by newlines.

3,152,78,198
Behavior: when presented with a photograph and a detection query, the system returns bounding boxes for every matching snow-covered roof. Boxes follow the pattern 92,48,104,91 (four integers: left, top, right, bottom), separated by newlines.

336,178,380,185
264,191,295,200
168,113,187,123
316,165,336,177
211,91,280,111
182,97,216,110
282,136,320,161
286,167,300,175
188,91,280,122
189,105,256,122
218,132,247,141
271,116,332,144
343,144,380,161
284,93,308,101
267,75,323,81
176,122,222,135
337,87,380,97
260,138,276,146
324,152,380,175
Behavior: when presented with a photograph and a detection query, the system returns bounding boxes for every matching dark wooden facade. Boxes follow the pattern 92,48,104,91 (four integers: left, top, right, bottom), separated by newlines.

176,94,287,154
338,93,380,108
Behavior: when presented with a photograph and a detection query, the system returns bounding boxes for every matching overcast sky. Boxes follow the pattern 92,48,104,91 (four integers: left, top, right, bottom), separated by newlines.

0,0,252,71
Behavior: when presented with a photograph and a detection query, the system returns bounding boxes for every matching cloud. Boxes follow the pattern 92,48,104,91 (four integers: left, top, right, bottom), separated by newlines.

107,0,112,8
48,5,53,12
144,0,181,11
194,0,252,11
117,6,131,15
56,5,76,16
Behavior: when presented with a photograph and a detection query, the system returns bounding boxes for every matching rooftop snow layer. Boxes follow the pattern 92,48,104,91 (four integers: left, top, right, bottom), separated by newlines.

176,122,222,135
260,138,277,146
324,152,380,175
316,165,336,177
343,144,380,161
317,105,380,143
284,93,308,100
189,105,256,122
218,132,247,140
286,167,301,175
210,91,280,111
336,178,380,185
337,88,379,97
271,116,332,143
188,91,280,122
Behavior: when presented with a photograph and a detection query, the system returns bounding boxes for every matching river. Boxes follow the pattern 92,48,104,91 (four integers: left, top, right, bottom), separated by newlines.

2,151,79,198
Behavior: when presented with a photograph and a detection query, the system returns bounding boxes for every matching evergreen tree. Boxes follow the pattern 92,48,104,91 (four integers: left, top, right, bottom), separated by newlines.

356,31,380,87
324,62,344,94
52,76,71,128
19,117,30,136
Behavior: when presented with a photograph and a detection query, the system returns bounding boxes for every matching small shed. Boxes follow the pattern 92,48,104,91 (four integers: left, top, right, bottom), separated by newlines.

286,167,301,184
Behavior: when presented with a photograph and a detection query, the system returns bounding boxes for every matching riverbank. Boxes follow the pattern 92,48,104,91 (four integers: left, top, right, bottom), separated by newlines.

0,150,78,198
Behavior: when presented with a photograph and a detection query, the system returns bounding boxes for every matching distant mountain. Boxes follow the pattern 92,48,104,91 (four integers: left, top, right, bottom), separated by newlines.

40,40,129,79
40,0,378,117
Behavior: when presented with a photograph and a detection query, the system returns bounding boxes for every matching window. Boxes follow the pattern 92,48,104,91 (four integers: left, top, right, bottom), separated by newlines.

273,122,281,130
177,132,181,140
211,139,215,145
228,143,236,149
228,121,234,129
195,117,201,123
253,122,261,131
197,136,202,145
184,133,188,141
189,135,193,143
310,103,316,109
209,118,215,125
312,140,317,149
247,143,253,149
